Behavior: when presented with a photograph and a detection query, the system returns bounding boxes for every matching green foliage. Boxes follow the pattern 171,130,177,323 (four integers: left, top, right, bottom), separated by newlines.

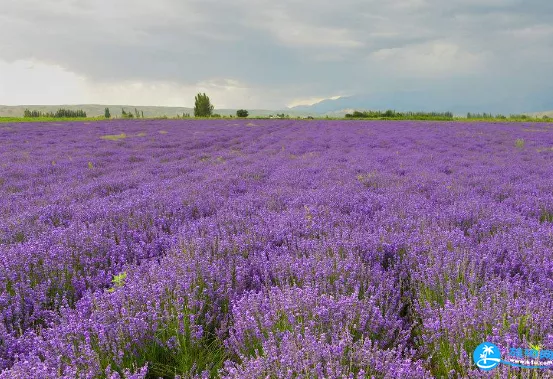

24,108,87,118
93,274,228,378
56,109,86,118
24,109,43,118
515,138,525,148
107,272,127,293
510,114,529,119
104,108,111,119
467,112,498,119
539,210,553,223
211,114,221,118
1,117,105,123
466,113,538,121
121,109,134,119
236,109,249,118
194,93,214,117
345,110,454,120
266,114,290,119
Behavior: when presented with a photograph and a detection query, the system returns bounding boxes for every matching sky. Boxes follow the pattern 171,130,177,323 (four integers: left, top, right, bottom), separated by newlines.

0,0,552,110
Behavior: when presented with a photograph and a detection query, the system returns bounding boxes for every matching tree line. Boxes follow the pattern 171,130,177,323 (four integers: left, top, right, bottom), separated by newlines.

345,110,454,120
118,108,145,119
24,108,87,118
466,112,548,120
21,96,549,121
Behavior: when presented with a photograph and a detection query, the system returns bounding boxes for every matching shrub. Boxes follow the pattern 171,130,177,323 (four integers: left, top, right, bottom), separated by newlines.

236,109,249,118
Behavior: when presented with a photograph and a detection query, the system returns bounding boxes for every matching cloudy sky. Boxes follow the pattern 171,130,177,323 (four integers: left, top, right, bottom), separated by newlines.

0,0,552,110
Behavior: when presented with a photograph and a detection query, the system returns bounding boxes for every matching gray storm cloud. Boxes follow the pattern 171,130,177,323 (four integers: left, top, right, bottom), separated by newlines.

0,0,552,108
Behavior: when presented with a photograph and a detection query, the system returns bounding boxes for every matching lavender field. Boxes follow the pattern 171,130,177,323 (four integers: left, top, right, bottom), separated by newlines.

1,119,553,378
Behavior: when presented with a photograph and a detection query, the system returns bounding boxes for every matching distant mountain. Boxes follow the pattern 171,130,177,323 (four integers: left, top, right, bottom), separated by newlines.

289,90,553,116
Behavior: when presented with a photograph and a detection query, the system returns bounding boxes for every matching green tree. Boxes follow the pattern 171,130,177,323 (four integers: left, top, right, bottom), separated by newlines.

236,109,249,118
121,109,134,119
104,108,111,119
194,93,214,117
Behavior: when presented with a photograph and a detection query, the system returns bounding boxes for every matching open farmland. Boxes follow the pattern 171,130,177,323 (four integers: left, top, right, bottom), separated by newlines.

1,119,553,378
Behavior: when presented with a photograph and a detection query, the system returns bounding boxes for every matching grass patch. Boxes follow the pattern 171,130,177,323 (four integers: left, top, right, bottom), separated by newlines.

0,117,105,123
522,127,549,132
356,171,380,189
92,275,229,378
107,272,127,293
539,210,553,223
515,138,525,148
100,133,127,141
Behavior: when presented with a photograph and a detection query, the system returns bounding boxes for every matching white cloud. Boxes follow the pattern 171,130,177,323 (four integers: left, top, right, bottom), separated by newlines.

0,59,88,105
0,59,269,108
287,95,342,108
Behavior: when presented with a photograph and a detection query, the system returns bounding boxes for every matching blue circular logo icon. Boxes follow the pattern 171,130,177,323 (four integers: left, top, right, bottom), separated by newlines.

473,342,501,371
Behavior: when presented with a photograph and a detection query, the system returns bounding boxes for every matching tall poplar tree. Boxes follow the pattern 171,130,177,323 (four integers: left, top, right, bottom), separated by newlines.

194,93,214,117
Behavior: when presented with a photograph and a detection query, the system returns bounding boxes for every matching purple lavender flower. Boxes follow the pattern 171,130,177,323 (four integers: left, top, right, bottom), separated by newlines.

1,119,552,377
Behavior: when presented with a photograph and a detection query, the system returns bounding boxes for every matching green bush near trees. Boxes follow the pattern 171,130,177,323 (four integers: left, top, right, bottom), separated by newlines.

236,109,249,118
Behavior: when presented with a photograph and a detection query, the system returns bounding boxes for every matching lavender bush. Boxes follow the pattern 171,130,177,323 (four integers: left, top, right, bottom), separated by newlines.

1,119,553,378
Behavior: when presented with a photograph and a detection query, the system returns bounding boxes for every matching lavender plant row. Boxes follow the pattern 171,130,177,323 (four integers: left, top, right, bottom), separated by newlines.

1,119,553,378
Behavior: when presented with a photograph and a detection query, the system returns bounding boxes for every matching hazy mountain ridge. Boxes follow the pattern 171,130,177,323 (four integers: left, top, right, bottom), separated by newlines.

289,91,553,116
